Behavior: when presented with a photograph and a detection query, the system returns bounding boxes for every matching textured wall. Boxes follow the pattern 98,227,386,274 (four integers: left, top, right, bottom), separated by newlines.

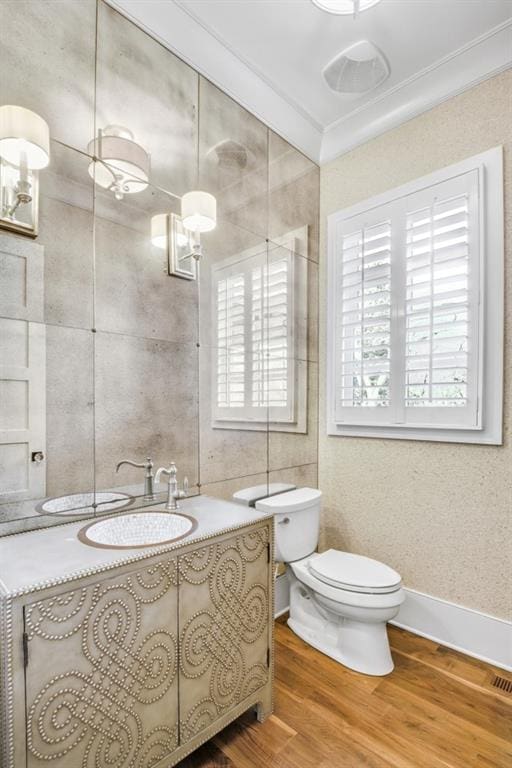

319,71,512,620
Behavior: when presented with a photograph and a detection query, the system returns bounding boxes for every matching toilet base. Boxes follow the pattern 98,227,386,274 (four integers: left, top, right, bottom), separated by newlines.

287,576,396,676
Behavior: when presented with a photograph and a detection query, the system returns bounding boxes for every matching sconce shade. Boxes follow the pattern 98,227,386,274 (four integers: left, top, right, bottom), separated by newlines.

87,125,149,196
0,105,50,169
181,190,217,233
151,213,168,249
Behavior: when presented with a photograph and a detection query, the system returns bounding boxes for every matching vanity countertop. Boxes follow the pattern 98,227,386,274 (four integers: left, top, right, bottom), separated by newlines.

0,496,269,599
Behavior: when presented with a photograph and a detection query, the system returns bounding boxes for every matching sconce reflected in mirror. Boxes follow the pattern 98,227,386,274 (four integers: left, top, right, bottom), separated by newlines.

0,105,50,237
151,212,199,281
152,191,217,280
87,125,149,200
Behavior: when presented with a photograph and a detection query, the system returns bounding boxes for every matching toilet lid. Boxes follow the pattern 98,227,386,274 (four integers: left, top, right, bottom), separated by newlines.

309,549,401,594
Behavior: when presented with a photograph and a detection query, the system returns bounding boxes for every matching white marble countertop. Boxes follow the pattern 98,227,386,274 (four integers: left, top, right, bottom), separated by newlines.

0,496,269,599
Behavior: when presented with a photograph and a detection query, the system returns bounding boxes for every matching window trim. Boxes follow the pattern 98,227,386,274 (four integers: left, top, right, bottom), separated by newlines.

326,146,504,445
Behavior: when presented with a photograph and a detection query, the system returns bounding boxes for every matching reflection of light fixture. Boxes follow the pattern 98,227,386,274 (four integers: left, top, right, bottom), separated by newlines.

151,213,190,250
151,213,169,249
311,0,381,15
0,105,50,236
87,125,149,200
180,190,216,261
181,190,217,233
151,212,198,280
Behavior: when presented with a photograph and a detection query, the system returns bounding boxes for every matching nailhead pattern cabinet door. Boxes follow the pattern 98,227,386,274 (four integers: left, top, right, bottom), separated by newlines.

24,558,179,768
178,527,270,744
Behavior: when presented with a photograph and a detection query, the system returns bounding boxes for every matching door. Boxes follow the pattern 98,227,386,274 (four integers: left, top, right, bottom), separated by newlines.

24,557,179,768
178,527,270,744
0,233,46,502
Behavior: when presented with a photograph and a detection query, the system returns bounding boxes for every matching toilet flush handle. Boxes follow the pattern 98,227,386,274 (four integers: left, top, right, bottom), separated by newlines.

278,517,290,525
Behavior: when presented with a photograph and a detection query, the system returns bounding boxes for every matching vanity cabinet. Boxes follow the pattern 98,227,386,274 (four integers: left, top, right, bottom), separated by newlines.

24,558,180,767
1,519,273,768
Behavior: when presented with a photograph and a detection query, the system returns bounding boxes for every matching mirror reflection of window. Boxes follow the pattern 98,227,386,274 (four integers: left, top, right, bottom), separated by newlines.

212,229,308,433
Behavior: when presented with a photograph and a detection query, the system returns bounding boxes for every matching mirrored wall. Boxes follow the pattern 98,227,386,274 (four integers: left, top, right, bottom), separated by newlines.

0,0,319,535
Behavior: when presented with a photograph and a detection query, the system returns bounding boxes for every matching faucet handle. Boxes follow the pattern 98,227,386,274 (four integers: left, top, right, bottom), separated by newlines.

183,476,189,496
155,463,177,485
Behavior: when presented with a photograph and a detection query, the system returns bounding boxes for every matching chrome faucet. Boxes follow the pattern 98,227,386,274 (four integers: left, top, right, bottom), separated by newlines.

116,457,155,501
154,463,188,511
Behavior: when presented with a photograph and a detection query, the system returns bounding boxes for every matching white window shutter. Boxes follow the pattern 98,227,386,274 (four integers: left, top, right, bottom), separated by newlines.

334,207,394,425
327,147,503,443
403,169,480,428
212,246,298,425
216,273,245,409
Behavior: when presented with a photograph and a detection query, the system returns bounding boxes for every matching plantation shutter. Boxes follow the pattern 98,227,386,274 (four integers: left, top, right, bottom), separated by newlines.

333,168,481,430
403,170,480,427
334,205,394,424
216,272,245,409
213,248,295,423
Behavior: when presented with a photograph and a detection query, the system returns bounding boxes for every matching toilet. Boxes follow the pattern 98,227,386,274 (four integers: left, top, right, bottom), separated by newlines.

253,487,405,676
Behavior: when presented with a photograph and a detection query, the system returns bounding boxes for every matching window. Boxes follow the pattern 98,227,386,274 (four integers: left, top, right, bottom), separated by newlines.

327,147,504,444
212,229,307,432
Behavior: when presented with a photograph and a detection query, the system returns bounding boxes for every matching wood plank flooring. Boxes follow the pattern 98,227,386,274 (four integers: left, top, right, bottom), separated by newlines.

177,619,512,768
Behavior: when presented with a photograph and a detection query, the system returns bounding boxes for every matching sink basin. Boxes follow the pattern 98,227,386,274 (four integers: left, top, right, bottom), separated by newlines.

37,492,133,516
78,511,197,549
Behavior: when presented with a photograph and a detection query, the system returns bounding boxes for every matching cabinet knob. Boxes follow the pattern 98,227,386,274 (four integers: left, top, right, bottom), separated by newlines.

31,451,45,463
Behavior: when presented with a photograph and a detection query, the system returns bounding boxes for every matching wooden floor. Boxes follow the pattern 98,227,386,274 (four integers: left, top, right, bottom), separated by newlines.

177,619,512,768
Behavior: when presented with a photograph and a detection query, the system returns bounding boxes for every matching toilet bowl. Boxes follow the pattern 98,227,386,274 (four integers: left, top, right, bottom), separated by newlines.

253,488,405,676
288,551,404,675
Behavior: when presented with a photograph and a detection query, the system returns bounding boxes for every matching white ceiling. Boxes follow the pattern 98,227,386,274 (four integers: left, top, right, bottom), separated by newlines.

109,0,512,163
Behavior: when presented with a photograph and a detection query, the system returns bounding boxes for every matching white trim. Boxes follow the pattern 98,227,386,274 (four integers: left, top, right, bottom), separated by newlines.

391,587,512,673
320,23,512,163
105,0,323,163
106,1,512,165
326,147,504,444
274,575,512,672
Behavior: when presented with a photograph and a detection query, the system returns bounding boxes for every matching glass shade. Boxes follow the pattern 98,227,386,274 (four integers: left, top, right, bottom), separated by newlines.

151,213,168,249
311,0,381,14
87,125,149,196
0,105,50,169
181,190,217,233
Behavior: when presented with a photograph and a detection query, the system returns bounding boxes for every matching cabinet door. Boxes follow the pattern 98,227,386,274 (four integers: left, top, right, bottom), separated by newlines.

24,558,179,768
178,527,270,744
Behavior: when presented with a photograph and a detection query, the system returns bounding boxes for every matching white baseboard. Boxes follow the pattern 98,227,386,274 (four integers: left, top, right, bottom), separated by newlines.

274,576,512,671
391,587,512,672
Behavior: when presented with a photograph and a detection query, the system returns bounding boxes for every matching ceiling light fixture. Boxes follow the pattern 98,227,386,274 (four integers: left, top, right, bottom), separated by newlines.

323,40,389,93
311,0,382,16
87,125,149,200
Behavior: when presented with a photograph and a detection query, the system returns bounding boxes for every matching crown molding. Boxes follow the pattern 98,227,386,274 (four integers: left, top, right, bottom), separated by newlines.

174,0,325,134
320,20,512,163
105,0,323,163
106,1,512,167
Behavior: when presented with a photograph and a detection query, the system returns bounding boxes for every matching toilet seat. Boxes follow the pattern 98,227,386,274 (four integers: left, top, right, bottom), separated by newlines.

308,549,402,595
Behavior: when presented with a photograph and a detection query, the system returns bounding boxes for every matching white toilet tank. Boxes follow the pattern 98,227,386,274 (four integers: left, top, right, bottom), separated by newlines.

232,482,296,507
255,487,321,563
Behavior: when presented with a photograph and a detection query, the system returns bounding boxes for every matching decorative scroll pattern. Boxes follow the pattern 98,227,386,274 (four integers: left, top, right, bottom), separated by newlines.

179,528,270,742
25,559,178,767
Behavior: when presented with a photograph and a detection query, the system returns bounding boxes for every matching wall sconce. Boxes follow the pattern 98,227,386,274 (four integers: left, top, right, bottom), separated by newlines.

151,212,199,280
150,191,217,280
180,189,217,259
0,105,50,237
87,125,149,200
181,190,216,234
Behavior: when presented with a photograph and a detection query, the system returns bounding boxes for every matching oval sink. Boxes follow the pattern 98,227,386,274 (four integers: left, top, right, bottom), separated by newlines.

37,492,133,516
78,511,197,549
